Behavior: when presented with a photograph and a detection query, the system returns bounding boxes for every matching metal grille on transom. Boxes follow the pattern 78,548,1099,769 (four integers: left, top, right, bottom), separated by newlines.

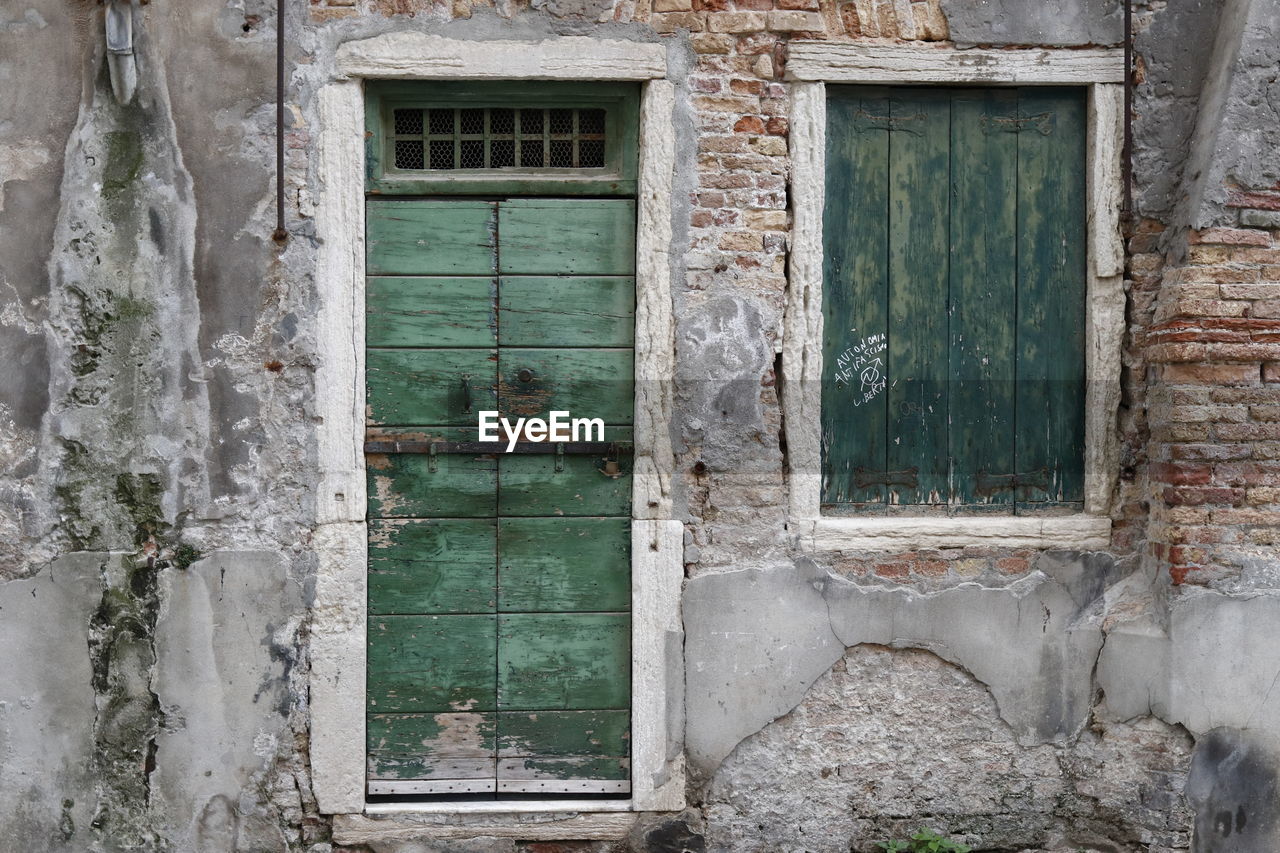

391,107,608,171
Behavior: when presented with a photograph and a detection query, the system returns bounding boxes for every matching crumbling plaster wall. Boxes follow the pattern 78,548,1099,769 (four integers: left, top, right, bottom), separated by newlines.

2,0,1279,851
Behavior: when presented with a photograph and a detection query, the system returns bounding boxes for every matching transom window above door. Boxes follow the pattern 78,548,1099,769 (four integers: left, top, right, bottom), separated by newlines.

821,86,1088,515
365,81,639,196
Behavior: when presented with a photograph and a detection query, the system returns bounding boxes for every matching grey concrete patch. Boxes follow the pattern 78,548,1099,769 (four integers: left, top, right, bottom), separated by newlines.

683,563,842,777
0,553,109,850
1099,588,1280,744
940,0,1123,47
675,292,775,470
685,552,1132,777
150,551,304,851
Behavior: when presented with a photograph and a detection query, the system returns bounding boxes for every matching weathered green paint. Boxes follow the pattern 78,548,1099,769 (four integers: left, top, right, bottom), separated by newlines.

498,200,637,275
822,91,890,506
497,710,630,757
822,86,1087,512
498,709,631,781
366,277,497,348
498,452,632,517
367,615,498,713
498,348,634,424
369,519,497,614
366,450,497,518
368,713,497,780
365,138,635,788
887,90,950,505
949,90,1018,507
498,518,630,612
498,277,635,347
366,200,497,276
1015,88,1088,506
366,348,497,427
497,614,630,710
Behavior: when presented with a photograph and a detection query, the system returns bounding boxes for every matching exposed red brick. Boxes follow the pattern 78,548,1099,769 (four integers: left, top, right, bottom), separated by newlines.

914,559,949,577
1266,362,1280,383
1227,189,1280,210
995,557,1030,574
1163,486,1247,506
733,115,767,133
1190,227,1273,247
876,562,911,579
1163,363,1261,385
1150,462,1213,485
1214,462,1280,486
1171,443,1253,461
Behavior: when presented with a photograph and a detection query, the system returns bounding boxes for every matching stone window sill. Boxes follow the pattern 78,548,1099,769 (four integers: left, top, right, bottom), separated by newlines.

796,514,1112,552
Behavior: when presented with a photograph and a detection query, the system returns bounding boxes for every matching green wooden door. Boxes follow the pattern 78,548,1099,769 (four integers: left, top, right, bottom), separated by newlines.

822,87,1087,514
365,198,635,796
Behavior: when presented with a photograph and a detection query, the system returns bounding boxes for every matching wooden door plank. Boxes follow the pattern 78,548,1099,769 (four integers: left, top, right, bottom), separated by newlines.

822,89,891,507
367,200,497,276
949,90,1019,506
886,90,951,505
497,613,630,711
367,447,497,519
498,518,630,612
1015,89,1088,506
497,709,630,758
497,348,633,425
366,348,497,427
497,708,631,782
498,453,632,517
498,200,636,275
369,519,497,615
367,614,497,713
368,712,498,780
366,277,498,348
498,277,635,347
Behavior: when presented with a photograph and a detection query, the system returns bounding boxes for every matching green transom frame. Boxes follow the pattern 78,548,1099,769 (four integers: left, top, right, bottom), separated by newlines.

821,86,1088,515
364,195,637,797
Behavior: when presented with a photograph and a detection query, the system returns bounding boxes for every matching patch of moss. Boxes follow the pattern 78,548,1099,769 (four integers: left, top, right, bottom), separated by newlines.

169,542,201,571
102,130,143,199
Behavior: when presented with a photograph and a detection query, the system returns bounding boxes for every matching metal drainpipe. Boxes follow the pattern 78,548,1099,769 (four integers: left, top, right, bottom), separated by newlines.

273,0,289,245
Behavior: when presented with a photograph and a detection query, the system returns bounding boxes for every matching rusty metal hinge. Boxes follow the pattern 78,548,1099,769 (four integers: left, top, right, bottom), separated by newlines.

981,112,1055,136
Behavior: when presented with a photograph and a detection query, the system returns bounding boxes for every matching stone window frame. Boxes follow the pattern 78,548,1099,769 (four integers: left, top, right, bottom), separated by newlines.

307,34,685,835
782,44,1128,551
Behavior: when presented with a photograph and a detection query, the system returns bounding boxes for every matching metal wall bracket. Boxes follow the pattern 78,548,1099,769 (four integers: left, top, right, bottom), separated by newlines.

105,0,138,105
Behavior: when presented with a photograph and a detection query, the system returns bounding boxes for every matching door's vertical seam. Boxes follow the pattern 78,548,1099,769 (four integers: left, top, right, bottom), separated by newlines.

492,200,502,798
1012,90,1022,517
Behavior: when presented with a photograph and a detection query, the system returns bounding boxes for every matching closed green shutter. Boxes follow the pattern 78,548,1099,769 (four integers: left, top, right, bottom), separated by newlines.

822,86,1087,513
365,197,634,796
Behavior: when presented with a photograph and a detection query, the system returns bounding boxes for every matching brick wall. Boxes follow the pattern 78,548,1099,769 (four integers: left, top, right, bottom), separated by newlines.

1146,199,1280,586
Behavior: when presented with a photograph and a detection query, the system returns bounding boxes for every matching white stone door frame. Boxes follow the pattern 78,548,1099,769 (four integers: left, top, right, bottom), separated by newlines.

308,34,685,821
782,44,1128,552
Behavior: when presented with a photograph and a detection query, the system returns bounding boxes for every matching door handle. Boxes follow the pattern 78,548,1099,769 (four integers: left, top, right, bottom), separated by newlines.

461,374,472,415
